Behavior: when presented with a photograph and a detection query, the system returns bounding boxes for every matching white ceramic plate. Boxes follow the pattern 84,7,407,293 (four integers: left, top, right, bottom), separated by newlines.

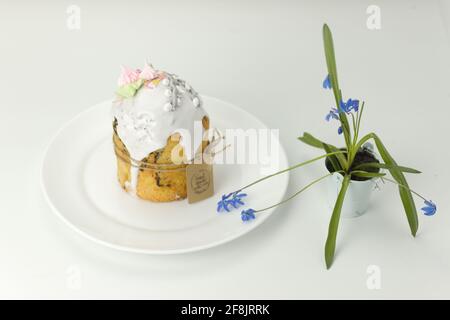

41,97,289,254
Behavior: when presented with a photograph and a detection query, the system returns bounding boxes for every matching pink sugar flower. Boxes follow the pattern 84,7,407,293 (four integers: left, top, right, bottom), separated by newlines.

117,66,140,86
139,63,158,81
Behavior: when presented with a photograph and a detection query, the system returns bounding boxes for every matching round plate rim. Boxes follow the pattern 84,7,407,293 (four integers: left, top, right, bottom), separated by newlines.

40,96,289,254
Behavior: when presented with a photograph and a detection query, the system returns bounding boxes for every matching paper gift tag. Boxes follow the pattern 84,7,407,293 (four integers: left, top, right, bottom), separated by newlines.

186,164,214,204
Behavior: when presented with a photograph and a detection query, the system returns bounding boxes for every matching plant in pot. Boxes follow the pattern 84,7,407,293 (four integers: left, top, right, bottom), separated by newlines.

216,24,437,269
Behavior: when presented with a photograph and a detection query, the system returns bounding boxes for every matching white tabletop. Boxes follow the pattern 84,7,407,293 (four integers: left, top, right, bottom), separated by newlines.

1,0,450,299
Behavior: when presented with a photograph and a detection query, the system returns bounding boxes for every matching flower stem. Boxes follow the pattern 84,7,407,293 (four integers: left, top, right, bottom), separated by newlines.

347,102,366,168
380,177,428,202
356,101,365,140
348,112,358,166
254,171,341,213
237,151,346,192
350,112,357,139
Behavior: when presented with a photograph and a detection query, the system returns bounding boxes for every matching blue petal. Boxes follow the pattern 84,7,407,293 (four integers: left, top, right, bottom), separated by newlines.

241,209,256,222
326,109,339,122
217,200,227,212
222,193,232,200
422,207,436,216
230,198,245,208
339,100,347,113
338,126,343,135
323,75,332,89
218,201,230,212
348,99,359,112
424,200,435,208
218,192,248,213
421,206,432,213
421,200,436,216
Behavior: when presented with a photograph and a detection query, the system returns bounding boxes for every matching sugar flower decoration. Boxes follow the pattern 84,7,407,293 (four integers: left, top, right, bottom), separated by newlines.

139,63,157,81
117,66,140,86
116,63,165,98
116,78,144,98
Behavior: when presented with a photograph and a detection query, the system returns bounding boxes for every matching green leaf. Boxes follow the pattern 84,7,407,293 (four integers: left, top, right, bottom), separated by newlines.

325,174,351,269
370,134,419,236
298,132,326,149
297,132,348,171
353,162,421,174
326,144,348,170
322,24,351,143
322,24,340,106
351,171,386,178
322,143,342,172
322,142,348,171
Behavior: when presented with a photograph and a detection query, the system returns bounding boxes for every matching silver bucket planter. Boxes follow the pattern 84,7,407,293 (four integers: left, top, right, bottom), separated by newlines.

325,143,380,218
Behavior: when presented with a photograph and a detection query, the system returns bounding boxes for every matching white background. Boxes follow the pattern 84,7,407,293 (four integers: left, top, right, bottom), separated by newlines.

1,0,450,299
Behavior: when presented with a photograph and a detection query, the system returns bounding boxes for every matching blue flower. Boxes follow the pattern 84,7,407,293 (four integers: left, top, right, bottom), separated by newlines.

217,191,247,212
229,192,247,208
339,98,359,113
337,126,343,135
323,75,332,89
217,193,233,212
421,200,436,216
241,209,256,222
349,99,359,112
325,108,339,122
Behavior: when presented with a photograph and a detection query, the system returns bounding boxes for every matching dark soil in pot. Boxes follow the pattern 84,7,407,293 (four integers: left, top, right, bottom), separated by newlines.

325,148,380,181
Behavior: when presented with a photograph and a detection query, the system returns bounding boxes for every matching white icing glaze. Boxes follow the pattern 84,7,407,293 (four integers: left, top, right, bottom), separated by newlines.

112,70,207,193
125,166,140,196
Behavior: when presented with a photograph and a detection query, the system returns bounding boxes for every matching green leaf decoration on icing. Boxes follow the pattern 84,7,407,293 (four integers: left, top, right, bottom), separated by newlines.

116,79,144,98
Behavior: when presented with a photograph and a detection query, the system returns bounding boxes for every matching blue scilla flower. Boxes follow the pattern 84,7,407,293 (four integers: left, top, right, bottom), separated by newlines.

217,191,247,212
325,108,339,122
325,108,342,135
217,193,233,212
323,75,332,89
421,200,436,216
241,209,256,222
349,99,359,112
339,98,359,113
229,192,247,208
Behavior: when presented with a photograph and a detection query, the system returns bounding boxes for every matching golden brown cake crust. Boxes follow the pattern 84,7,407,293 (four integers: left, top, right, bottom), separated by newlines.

113,116,210,202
